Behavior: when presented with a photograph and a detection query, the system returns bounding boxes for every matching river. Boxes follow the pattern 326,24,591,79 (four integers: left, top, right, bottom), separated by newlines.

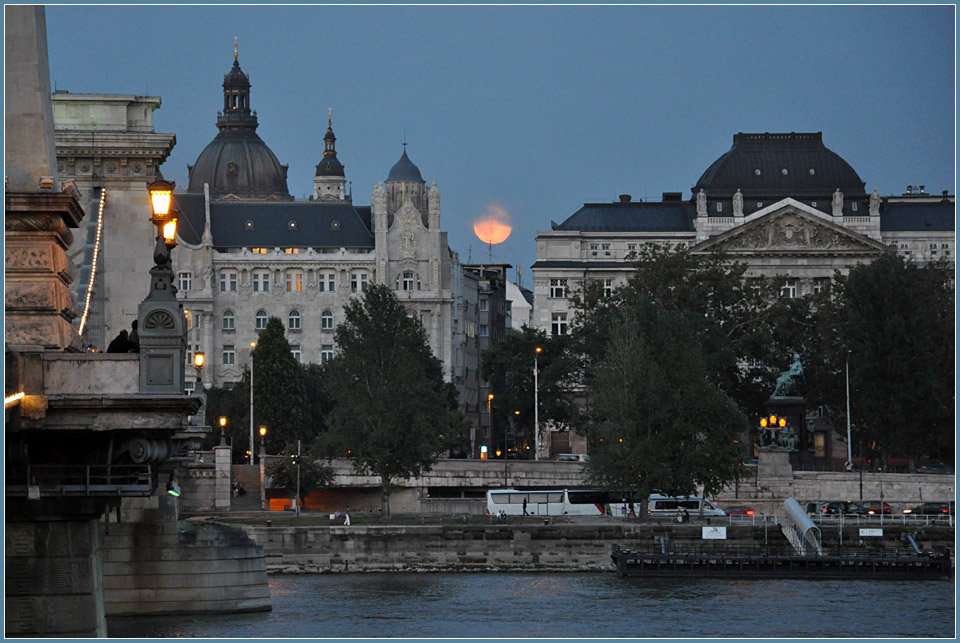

109,573,954,638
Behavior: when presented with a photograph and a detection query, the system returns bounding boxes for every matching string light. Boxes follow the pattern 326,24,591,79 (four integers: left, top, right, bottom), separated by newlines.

4,392,25,408
78,188,106,336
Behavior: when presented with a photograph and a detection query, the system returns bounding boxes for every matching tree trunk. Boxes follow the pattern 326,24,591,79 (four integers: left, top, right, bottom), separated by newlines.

380,475,391,517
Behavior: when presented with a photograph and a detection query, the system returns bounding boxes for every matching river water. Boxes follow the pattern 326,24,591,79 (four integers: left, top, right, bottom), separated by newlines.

109,573,954,638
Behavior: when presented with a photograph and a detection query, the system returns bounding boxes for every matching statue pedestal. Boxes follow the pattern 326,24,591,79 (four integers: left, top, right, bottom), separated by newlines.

758,446,793,479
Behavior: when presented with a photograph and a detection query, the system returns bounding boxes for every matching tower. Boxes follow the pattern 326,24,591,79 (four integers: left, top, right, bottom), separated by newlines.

313,109,347,201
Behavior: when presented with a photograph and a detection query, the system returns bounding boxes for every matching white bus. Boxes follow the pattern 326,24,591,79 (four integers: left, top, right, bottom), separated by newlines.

486,489,635,516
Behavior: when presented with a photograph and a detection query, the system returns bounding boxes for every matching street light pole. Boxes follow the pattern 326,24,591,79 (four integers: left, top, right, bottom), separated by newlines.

534,346,541,462
845,351,853,469
249,341,256,465
295,439,301,518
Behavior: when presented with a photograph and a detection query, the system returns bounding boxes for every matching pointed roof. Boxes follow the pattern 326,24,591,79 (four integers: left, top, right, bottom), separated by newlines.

316,109,344,177
387,147,423,182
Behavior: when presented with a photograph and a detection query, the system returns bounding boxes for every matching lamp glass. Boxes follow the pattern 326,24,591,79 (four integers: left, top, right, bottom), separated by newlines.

162,218,177,242
194,352,205,368
760,418,768,427
259,426,267,436
219,416,227,427
150,190,172,217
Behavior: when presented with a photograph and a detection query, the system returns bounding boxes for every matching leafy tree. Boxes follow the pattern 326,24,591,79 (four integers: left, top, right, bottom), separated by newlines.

204,373,253,463
831,254,954,462
583,297,747,516
265,444,334,507
480,326,582,456
251,317,310,452
320,284,466,516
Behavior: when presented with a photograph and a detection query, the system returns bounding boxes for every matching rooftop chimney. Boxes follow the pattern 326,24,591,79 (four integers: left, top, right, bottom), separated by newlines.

618,194,631,203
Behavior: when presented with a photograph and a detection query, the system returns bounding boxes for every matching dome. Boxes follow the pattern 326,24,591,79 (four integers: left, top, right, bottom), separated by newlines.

186,54,292,200
693,132,866,198
387,148,423,182
188,129,291,200
315,116,344,177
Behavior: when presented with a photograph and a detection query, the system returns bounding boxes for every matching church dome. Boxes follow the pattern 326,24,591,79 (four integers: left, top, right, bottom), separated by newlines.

187,54,291,201
315,115,344,177
693,132,866,198
387,148,423,182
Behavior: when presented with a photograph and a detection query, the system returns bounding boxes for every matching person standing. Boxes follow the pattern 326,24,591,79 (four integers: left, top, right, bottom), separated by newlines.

107,329,133,353
128,319,140,352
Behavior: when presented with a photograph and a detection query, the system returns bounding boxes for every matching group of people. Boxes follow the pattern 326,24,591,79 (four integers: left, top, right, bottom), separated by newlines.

106,320,139,353
493,510,509,524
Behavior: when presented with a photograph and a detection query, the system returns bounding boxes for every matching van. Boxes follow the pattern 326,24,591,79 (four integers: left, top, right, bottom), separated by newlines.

647,494,726,517
557,454,589,463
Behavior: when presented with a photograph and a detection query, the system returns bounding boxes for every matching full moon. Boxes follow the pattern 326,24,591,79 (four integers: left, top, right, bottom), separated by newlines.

472,205,513,244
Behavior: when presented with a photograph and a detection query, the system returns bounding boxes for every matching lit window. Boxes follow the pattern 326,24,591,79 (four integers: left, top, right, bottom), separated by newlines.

255,309,267,331
219,271,237,293
551,313,568,335
288,310,301,331
286,271,303,292
222,345,235,365
321,310,334,330
550,279,567,298
178,271,192,292
251,247,268,254
252,270,270,293
291,345,301,363
222,310,235,331
283,248,301,254
321,344,334,363
350,271,369,294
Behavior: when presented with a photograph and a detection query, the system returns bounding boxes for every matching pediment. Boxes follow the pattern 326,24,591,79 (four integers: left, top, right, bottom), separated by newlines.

693,203,887,256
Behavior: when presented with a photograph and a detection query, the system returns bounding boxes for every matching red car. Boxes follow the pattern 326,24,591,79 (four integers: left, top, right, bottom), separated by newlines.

862,501,892,515
723,505,756,516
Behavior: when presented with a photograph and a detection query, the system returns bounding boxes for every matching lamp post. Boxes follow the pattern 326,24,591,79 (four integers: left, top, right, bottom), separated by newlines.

759,414,787,445
845,351,853,471
534,346,541,461
218,416,227,447
249,341,256,465
259,425,267,463
192,352,205,425
258,424,267,510
487,393,494,451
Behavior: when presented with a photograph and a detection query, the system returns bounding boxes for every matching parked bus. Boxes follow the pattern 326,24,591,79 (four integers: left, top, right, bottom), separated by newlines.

486,489,725,517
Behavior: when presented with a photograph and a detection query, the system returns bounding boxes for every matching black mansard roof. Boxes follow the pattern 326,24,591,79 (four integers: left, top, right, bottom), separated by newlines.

553,200,695,233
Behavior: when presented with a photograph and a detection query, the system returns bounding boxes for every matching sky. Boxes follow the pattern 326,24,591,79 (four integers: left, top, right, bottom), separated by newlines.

43,4,955,284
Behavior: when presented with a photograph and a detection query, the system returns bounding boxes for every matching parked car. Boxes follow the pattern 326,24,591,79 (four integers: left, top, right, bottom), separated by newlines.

806,501,866,515
862,501,892,515
556,454,589,463
916,463,954,474
903,501,954,516
722,505,756,516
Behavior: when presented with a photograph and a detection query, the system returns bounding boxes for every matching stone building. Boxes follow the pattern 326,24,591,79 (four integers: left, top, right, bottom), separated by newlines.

532,131,955,335
51,92,177,350
171,51,490,441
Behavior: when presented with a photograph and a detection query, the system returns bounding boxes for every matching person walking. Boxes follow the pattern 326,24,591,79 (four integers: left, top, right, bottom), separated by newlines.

522,497,528,516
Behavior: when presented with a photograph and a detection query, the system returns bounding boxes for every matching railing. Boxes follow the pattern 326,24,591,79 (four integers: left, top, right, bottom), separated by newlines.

6,464,154,497
808,512,954,528
781,498,822,555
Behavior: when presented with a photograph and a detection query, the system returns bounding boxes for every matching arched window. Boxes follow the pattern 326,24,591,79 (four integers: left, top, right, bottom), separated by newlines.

396,271,421,291
288,309,301,331
255,309,267,331
222,310,235,331
321,310,334,330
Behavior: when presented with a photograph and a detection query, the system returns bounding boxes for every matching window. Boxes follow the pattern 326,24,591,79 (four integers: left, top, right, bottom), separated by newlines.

780,280,797,299
184,309,193,329
601,243,611,256
589,243,598,257
290,345,301,363
321,310,334,330
255,309,267,331
222,345,235,365
286,271,303,292
184,384,195,396
222,310,235,331
288,310,301,331
716,202,722,213
812,278,829,295
350,271,369,294
851,202,858,212
811,201,817,208
319,272,335,292
219,270,237,293
283,248,301,254
178,271,192,292
397,271,420,291
479,298,489,312
756,202,763,209
321,344,334,363
251,247,268,254
627,243,637,253
479,324,489,337
603,279,614,298
942,243,951,256
252,270,270,292
551,313,568,336
549,279,567,298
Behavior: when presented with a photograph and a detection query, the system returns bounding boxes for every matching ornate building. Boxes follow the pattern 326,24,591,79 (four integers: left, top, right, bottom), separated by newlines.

173,51,485,435
533,131,955,335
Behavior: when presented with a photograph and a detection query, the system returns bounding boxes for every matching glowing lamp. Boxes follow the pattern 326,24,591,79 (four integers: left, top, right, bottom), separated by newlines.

193,352,205,369
162,217,177,244
778,417,787,427
769,415,778,425
259,425,267,437
760,418,768,428
147,176,174,217
535,346,542,354
218,416,228,428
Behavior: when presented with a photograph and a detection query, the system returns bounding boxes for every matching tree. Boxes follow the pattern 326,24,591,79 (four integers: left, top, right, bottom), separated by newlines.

251,317,310,452
583,297,747,516
832,254,954,462
480,326,582,456
265,444,334,508
320,284,465,516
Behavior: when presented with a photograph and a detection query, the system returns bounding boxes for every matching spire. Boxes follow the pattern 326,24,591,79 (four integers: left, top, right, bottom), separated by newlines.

234,35,238,60
323,107,337,157
218,44,256,131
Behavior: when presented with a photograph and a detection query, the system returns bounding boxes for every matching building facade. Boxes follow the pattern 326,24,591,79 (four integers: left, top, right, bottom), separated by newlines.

533,132,955,335
52,92,176,349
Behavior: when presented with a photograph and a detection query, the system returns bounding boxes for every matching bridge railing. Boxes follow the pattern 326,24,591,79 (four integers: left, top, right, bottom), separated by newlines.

6,464,153,497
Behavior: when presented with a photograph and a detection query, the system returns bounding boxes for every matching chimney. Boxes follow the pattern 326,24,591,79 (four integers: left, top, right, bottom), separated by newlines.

618,194,631,203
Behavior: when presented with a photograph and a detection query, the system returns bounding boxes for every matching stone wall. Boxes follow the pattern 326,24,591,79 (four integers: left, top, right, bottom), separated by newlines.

100,520,271,616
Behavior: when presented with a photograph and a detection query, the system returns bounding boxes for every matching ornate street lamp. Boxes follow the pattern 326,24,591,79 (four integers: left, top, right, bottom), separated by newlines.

146,175,177,267
534,346,541,461
218,416,228,446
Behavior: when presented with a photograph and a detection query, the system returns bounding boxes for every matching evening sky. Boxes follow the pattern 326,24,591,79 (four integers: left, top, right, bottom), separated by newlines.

43,5,956,281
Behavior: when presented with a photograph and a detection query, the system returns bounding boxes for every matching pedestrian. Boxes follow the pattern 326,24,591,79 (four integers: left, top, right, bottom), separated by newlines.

682,508,690,523
522,497,528,516
676,508,684,523
344,507,351,526
106,329,134,353
128,319,140,352
232,480,239,498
